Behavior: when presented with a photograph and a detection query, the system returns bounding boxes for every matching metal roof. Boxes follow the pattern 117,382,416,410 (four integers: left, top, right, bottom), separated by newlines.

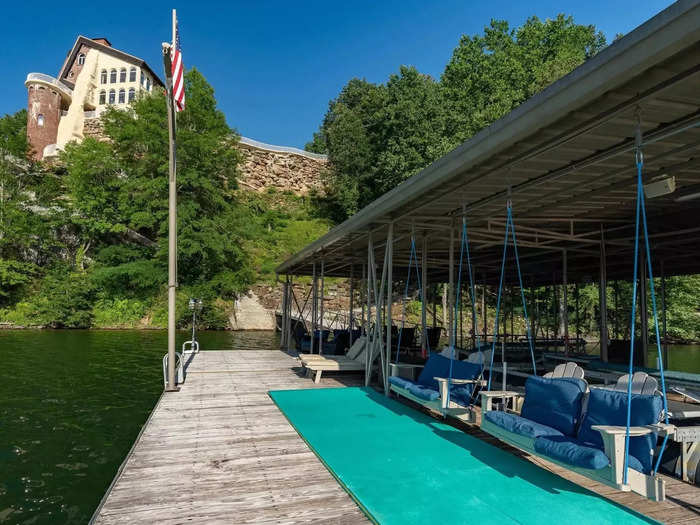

276,0,700,286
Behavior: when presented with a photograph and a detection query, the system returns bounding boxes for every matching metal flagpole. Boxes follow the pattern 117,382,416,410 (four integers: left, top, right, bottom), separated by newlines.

162,9,179,391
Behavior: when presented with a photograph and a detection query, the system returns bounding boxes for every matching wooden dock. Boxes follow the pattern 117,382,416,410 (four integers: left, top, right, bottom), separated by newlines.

93,349,700,524
92,350,369,524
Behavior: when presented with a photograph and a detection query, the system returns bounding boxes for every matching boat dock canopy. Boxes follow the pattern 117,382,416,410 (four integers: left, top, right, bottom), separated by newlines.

276,0,700,285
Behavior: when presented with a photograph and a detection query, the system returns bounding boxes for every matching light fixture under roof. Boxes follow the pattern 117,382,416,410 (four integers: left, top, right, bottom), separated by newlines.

644,175,676,199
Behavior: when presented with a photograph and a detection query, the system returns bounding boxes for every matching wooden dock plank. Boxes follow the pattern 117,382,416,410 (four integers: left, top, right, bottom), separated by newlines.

94,349,699,524
93,350,369,524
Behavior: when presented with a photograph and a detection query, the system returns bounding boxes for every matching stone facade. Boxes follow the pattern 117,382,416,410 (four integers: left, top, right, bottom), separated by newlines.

83,117,104,140
237,140,327,195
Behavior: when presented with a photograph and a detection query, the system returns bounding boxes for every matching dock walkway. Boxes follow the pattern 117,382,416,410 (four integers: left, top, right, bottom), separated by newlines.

94,349,699,524
93,350,368,524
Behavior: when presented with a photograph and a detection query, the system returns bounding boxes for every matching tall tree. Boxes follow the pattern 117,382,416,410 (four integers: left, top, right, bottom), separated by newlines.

62,68,249,299
442,15,606,142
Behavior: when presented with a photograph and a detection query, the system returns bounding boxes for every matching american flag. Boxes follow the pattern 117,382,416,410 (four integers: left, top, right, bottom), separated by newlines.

171,18,185,112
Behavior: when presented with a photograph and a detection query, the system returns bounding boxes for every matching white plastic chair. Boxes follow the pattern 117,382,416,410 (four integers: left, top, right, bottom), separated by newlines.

613,371,658,395
543,361,585,379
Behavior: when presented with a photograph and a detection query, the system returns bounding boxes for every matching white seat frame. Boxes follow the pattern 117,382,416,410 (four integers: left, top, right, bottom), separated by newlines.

479,381,675,502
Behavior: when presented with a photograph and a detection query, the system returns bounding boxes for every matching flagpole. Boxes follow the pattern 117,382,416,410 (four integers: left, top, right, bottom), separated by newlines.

163,8,179,392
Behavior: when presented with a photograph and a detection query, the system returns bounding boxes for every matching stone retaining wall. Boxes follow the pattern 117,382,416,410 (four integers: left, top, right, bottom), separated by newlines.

237,141,327,195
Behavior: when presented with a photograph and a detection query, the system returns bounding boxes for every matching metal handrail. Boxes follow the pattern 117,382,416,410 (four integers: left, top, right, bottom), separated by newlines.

25,73,73,98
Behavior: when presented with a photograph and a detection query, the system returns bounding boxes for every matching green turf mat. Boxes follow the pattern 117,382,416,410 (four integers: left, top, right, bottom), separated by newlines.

269,387,658,525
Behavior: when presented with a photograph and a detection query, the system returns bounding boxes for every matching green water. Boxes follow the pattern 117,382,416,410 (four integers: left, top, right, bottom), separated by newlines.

1,331,698,524
0,329,279,525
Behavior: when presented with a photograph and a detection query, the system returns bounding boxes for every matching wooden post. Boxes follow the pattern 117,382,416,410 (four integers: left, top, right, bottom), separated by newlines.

319,260,325,355
384,223,394,394
311,262,317,354
162,11,179,392
280,276,289,349
349,264,355,346
448,221,455,349
421,234,428,356
640,251,649,367
365,234,374,386
600,224,609,362
562,249,569,356
482,278,487,343
661,260,668,367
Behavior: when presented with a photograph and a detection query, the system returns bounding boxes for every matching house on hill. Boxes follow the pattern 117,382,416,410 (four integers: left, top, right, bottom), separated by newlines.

25,36,163,160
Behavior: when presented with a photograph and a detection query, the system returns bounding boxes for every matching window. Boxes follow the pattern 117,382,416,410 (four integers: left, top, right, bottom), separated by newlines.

99,90,106,105
119,68,126,83
140,71,145,86
128,88,135,102
78,53,86,65
108,89,116,104
100,69,107,84
129,67,137,82
146,78,151,91
110,69,117,83
118,89,125,104
37,114,44,127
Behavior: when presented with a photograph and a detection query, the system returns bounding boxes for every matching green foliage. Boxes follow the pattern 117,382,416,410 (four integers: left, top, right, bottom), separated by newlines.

310,15,606,221
0,109,29,158
236,190,331,282
3,267,95,328
442,15,605,142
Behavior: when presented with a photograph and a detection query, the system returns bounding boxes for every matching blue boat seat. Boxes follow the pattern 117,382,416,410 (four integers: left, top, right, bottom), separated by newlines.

534,435,645,472
484,411,564,439
390,353,482,407
519,376,588,436
575,387,662,474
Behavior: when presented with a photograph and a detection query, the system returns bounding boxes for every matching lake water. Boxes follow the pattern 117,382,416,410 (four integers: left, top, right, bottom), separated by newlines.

0,330,279,525
1,330,699,524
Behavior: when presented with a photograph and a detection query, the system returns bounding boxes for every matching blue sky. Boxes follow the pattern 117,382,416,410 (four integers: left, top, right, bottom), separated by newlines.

3,1,675,148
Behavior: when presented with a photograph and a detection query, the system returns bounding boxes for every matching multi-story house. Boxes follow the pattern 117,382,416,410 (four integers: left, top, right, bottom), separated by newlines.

25,36,163,160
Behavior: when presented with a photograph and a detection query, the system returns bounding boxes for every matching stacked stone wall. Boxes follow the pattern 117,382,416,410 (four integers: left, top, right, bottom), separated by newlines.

237,142,327,195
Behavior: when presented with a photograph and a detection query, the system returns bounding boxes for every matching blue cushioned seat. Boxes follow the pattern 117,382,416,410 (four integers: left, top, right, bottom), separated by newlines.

520,376,587,436
534,436,609,470
388,376,414,390
407,383,440,401
389,353,482,406
484,411,564,439
577,388,662,474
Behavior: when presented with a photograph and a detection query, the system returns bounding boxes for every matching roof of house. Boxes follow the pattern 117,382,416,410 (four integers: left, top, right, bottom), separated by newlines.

57,36,164,89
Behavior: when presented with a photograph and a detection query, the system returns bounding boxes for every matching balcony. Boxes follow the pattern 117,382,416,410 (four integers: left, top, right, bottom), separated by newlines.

25,73,73,102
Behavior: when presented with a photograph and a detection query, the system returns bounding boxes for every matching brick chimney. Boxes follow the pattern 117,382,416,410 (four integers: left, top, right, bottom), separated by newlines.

92,37,112,47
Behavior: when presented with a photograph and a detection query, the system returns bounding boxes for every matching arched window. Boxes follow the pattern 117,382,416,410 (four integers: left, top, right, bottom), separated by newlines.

78,53,86,65
108,89,116,104
119,68,126,83
99,90,106,105
128,88,135,102
129,66,137,82
100,69,107,84
110,69,117,83
118,89,125,104
37,114,44,127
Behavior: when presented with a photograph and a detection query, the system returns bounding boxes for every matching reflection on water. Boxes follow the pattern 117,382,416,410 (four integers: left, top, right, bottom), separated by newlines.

0,329,279,525
581,343,700,374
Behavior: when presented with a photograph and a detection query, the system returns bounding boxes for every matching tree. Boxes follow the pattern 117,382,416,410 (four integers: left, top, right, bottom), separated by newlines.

62,68,250,301
0,109,29,159
442,15,606,142
310,67,451,220
310,15,607,221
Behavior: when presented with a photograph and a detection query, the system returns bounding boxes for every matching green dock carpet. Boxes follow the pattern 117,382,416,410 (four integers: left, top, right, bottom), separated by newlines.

269,387,658,525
